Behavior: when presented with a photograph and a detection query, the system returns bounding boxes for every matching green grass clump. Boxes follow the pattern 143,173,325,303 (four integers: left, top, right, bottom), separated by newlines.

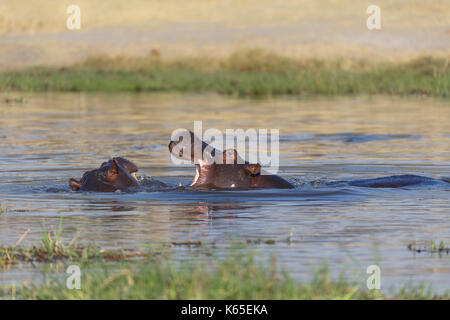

3,250,447,300
0,220,156,267
1,223,449,300
0,50,448,97
407,240,450,254
0,239,153,267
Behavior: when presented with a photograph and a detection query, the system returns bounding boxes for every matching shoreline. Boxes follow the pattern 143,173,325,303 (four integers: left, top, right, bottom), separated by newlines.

1,51,448,98
1,243,448,300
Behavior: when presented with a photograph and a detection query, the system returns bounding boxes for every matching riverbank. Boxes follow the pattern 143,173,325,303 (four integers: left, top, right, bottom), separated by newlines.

1,231,448,299
2,247,447,300
1,51,448,97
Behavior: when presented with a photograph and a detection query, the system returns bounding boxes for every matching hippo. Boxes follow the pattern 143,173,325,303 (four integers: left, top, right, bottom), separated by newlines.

69,157,140,192
168,131,293,189
347,174,449,188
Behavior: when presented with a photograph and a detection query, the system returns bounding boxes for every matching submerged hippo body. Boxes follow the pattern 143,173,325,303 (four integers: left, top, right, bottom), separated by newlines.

69,157,140,192
169,131,293,189
348,175,445,188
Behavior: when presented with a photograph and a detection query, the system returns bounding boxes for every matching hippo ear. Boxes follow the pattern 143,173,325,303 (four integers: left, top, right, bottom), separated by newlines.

222,149,238,164
113,157,138,173
244,164,261,176
107,160,119,177
112,158,140,187
69,178,82,191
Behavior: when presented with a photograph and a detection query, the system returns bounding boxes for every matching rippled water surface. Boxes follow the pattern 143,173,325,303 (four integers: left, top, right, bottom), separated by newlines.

0,93,449,293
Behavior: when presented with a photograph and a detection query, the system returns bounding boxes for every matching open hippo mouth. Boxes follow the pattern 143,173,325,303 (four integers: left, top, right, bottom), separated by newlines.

191,160,215,187
169,130,293,189
69,157,140,192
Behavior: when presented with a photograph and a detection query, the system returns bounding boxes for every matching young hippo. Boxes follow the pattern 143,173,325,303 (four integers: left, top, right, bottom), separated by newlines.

168,131,293,189
69,157,140,192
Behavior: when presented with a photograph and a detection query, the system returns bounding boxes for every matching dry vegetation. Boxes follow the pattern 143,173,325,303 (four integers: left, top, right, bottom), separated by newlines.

0,0,448,34
0,1,448,69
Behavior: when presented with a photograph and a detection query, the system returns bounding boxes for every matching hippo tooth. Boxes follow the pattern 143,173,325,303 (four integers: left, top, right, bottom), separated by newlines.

191,165,200,186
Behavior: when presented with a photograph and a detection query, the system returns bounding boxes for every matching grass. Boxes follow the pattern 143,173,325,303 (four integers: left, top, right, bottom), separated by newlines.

3,249,447,300
0,220,159,267
407,240,450,255
3,96,25,104
0,220,277,268
0,50,448,97
0,243,152,267
1,223,449,299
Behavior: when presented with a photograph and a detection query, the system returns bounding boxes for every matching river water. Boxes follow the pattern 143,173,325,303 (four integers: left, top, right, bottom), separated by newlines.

0,93,449,294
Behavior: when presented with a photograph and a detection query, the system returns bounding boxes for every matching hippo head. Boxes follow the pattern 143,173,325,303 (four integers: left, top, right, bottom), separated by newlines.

69,157,140,192
189,148,263,189
169,131,293,189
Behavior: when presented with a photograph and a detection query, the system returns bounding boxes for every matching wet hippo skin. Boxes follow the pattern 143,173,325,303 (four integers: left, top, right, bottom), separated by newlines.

169,131,293,189
348,175,444,188
69,157,140,192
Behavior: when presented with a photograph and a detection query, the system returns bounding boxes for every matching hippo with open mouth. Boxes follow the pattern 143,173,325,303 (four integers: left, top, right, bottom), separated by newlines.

168,131,294,189
69,157,140,192
68,135,449,192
